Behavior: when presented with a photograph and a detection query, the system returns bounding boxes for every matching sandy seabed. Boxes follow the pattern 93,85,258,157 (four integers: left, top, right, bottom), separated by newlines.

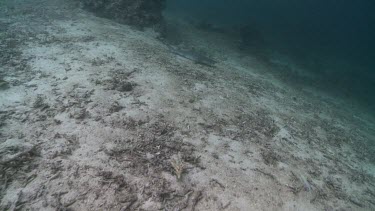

0,0,374,210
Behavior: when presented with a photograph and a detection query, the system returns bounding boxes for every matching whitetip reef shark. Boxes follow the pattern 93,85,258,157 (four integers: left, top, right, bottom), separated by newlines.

167,44,217,67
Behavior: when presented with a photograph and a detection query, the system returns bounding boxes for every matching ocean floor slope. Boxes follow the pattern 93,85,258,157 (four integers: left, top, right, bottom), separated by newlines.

0,0,374,210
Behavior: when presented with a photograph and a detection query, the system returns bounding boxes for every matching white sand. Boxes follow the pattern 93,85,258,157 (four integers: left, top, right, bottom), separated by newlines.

0,0,374,210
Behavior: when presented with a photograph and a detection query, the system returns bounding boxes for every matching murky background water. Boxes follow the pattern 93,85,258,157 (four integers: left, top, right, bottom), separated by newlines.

166,0,375,109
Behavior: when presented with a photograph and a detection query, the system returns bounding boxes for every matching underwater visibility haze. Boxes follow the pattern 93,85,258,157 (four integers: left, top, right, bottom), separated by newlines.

167,0,375,108
0,0,374,210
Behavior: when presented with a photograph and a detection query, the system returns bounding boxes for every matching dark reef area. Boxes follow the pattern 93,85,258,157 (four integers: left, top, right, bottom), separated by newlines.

80,0,165,27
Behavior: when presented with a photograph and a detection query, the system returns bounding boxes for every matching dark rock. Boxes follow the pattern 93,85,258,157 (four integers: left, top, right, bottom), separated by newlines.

117,82,133,92
0,79,9,90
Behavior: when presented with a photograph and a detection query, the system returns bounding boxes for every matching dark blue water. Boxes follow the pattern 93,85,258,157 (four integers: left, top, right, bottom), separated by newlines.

166,0,375,109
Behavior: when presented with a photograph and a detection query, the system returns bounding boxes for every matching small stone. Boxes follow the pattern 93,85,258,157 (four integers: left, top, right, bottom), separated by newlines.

118,82,133,92
54,119,62,124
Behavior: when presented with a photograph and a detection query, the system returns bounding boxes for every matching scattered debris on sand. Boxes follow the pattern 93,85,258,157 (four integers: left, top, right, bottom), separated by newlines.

0,0,374,210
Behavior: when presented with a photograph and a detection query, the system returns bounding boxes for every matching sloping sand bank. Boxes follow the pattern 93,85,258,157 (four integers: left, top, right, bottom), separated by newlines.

0,0,374,210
